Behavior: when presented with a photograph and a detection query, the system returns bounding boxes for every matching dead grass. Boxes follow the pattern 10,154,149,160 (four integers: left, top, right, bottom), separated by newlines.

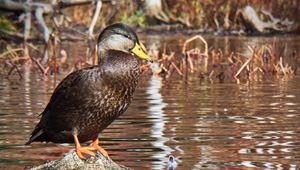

1,35,299,84
141,36,299,83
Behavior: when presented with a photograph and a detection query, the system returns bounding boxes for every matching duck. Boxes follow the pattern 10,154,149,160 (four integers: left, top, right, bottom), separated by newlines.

26,23,152,159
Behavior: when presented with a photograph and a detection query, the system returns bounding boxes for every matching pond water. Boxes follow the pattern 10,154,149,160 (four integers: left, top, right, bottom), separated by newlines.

0,35,300,169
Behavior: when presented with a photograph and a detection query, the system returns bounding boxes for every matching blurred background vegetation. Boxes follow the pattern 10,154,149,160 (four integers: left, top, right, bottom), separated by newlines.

0,0,299,80
0,0,299,36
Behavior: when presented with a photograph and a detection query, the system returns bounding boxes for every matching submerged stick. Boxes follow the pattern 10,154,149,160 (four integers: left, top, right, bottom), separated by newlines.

278,57,286,76
234,56,252,78
32,58,48,75
234,46,254,79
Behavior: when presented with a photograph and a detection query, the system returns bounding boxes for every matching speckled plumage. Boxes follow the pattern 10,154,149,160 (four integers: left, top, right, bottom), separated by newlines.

26,23,146,145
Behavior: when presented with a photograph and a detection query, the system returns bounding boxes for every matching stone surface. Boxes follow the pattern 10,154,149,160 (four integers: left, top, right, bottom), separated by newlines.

26,150,132,170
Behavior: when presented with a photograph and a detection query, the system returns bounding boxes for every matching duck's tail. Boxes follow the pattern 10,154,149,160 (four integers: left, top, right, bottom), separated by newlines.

25,127,44,145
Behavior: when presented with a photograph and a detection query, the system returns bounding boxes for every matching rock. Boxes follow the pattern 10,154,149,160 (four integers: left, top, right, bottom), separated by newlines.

26,149,132,170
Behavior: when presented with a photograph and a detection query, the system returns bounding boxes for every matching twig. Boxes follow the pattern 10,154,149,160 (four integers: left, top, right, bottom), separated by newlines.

171,62,183,75
35,7,50,43
24,0,32,58
187,53,194,73
209,70,214,79
6,46,19,59
88,0,102,38
0,48,23,58
278,57,286,76
182,35,208,56
6,50,23,80
213,13,220,30
52,35,57,87
27,43,40,52
32,58,48,75
0,0,105,12
250,67,263,76
235,57,252,78
0,29,84,41
234,46,254,79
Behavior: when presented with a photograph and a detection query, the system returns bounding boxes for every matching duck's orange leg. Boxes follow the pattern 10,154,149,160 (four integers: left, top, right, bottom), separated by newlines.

90,138,110,159
73,134,96,159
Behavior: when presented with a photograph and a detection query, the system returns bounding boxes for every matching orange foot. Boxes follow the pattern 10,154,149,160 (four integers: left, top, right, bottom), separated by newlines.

90,138,110,159
73,134,96,159
73,133,110,160
75,146,96,159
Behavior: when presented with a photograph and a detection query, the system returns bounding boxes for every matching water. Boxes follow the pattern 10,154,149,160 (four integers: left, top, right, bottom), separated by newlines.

0,36,300,169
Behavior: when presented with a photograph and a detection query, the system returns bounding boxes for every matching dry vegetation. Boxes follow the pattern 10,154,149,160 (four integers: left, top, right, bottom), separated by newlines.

2,34,299,85
0,0,299,83
141,36,300,83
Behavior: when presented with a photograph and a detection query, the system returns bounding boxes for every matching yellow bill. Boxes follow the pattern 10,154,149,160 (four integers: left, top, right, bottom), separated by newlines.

131,43,152,62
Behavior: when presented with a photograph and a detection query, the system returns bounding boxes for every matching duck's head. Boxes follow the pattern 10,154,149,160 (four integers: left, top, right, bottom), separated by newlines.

97,23,152,62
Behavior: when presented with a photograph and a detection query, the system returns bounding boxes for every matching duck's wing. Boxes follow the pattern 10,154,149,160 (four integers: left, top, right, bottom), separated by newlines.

26,66,102,144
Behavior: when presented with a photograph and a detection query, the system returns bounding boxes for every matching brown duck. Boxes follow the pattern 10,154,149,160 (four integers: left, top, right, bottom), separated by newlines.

26,23,152,159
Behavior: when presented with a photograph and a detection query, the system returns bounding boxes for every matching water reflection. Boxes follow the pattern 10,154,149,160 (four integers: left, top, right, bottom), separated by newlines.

0,35,300,169
146,76,173,169
0,73,300,169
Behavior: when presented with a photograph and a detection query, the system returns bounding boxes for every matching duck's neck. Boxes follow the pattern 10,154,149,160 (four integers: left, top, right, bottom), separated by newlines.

98,48,128,65
99,50,141,86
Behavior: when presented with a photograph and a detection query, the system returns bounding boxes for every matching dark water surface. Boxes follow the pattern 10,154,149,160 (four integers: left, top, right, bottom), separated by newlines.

0,36,300,169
